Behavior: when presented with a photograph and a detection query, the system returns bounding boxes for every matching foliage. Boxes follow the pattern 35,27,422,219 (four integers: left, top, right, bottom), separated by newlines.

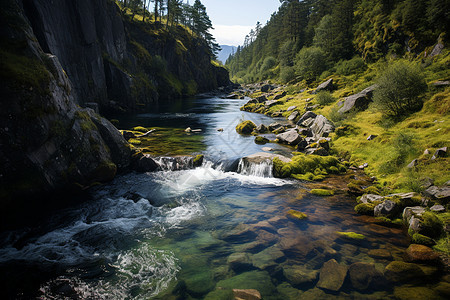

310,189,334,196
335,56,367,76
279,66,296,83
294,47,327,81
316,91,335,106
373,61,427,119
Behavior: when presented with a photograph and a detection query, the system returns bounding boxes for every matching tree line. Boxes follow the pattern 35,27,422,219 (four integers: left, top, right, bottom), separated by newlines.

226,0,449,84
118,0,220,56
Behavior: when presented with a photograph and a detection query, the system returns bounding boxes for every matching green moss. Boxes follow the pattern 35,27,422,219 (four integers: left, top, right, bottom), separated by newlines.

336,231,366,240
364,186,381,195
75,111,96,132
132,126,149,133
412,233,436,246
433,236,449,253
90,161,117,182
273,153,346,178
287,210,308,220
236,120,256,135
128,138,142,145
193,154,204,167
420,212,443,239
255,136,269,144
310,189,334,196
355,203,375,216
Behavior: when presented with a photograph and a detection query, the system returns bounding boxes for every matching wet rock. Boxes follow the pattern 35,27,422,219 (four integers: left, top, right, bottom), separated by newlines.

236,121,256,134
276,130,303,146
262,147,274,152
255,95,268,103
349,262,384,291
384,261,425,283
296,111,317,126
432,147,447,159
122,130,136,140
133,154,159,172
316,259,348,292
315,78,334,93
255,124,268,133
287,111,299,122
287,106,297,111
252,246,285,270
374,200,399,218
267,216,289,227
283,265,319,286
305,147,328,156
298,128,313,137
360,194,385,204
276,283,303,299
338,85,377,114
368,248,392,260
227,252,252,271
216,271,276,296
269,122,284,132
233,289,261,300
221,227,258,243
242,152,291,164
405,244,440,263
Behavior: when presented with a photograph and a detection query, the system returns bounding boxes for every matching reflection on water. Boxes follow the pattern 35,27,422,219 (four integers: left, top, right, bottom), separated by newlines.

0,96,447,299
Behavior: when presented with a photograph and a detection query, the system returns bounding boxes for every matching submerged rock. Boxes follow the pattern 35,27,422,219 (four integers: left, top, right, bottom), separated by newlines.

316,259,348,292
405,244,440,263
349,262,385,291
283,265,319,286
233,289,262,300
384,261,425,283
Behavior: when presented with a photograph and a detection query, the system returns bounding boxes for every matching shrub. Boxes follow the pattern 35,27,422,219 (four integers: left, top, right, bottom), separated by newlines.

316,91,335,106
335,56,367,75
294,47,327,81
373,61,427,119
379,131,418,174
260,56,277,72
279,66,296,83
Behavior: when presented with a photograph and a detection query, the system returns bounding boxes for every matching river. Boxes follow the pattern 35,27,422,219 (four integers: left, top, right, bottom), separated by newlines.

0,95,441,299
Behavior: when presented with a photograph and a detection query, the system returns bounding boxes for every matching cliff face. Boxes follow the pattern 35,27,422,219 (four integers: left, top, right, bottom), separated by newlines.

0,0,131,226
22,0,230,113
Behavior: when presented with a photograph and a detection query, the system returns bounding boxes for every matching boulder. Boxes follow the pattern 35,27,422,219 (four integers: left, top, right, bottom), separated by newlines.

227,253,252,271
430,42,444,57
236,121,257,134
269,122,284,132
315,78,334,93
423,185,450,201
273,92,287,100
297,111,317,126
403,206,426,225
287,111,299,122
262,147,274,152
338,85,377,114
276,130,303,145
407,159,418,168
360,194,385,204
384,261,425,283
261,84,274,93
233,289,262,300
348,262,384,291
374,200,398,218
242,152,291,164
255,124,269,133
256,95,268,103
432,147,447,159
316,259,348,292
405,244,440,263
287,106,297,111
301,117,316,127
133,154,159,173
283,265,319,286
305,147,328,156
430,204,445,212
265,100,279,107
310,115,334,139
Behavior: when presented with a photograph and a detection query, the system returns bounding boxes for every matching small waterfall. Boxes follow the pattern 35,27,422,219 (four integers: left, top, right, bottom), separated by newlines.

154,156,194,171
237,159,273,178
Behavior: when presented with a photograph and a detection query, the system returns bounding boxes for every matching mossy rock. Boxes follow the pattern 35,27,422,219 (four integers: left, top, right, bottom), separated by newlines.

364,186,381,195
255,136,269,144
291,172,325,181
337,231,366,240
132,126,148,133
355,203,375,216
204,289,234,300
420,212,443,239
236,120,257,134
273,153,346,178
394,286,441,300
90,161,117,183
193,154,204,167
310,189,334,196
287,209,308,220
412,233,436,246
384,261,425,283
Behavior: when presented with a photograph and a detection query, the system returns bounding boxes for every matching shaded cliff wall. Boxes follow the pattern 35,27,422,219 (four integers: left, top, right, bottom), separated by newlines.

22,0,230,113
0,0,131,228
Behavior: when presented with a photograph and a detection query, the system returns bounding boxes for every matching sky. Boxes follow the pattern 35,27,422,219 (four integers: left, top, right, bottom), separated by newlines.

198,0,281,46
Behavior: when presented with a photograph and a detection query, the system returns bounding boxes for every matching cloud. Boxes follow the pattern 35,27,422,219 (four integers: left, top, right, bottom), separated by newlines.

211,24,253,46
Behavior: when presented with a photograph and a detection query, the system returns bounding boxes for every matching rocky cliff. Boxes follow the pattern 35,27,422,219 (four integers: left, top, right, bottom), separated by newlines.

22,0,230,113
0,0,132,228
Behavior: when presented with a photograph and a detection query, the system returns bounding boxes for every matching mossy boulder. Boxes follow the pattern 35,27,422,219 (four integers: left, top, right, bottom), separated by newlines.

355,203,376,216
316,259,348,292
420,212,443,239
236,120,257,134
310,189,334,196
384,261,425,283
255,136,269,144
405,244,440,262
412,233,436,246
193,154,204,167
336,231,366,240
287,210,308,220
394,286,441,300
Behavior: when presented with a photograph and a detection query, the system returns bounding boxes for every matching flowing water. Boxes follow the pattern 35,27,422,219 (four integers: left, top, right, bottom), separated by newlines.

0,96,445,299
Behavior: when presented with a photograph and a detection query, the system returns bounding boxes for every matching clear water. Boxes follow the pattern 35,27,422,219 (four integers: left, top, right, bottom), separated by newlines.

0,96,445,299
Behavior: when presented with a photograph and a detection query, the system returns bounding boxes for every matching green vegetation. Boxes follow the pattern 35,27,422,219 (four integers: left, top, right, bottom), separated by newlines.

235,120,256,135
336,231,366,240
254,136,269,144
316,91,335,106
310,189,334,196
287,210,308,220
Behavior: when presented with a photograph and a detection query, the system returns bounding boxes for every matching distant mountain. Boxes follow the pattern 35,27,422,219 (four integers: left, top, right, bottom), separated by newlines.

217,45,237,64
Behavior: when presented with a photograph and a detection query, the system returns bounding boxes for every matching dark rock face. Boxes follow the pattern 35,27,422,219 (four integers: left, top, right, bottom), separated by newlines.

0,0,131,224
338,85,377,114
22,0,230,113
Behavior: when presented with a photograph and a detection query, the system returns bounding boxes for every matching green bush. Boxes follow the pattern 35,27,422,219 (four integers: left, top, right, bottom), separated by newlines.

294,47,327,81
316,91,335,106
279,66,296,83
260,56,277,72
335,56,367,75
379,131,419,174
373,61,427,119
